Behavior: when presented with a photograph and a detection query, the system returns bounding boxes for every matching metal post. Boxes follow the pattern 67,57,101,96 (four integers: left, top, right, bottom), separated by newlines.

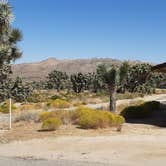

9,98,12,130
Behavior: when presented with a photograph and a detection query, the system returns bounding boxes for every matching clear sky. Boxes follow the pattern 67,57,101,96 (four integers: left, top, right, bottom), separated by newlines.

11,0,166,63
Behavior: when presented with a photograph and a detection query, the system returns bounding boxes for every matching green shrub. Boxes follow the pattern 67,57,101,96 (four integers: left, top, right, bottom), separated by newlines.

114,115,125,126
50,94,62,100
47,99,71,109
40,110,72,125
27,91,50,103
73,107,125,129
0,101,16,114
42,117,62,131
40,107,126,130
121,101,160,119
39,111,52,122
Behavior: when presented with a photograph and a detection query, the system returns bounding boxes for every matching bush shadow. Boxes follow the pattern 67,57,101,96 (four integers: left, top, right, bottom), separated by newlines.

122,101,166,127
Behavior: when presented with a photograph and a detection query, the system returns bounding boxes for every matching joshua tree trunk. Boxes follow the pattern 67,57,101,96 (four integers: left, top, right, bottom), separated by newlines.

109,84,116,112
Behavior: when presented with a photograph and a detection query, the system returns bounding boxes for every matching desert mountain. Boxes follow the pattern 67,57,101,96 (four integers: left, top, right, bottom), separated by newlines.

12,57,141,82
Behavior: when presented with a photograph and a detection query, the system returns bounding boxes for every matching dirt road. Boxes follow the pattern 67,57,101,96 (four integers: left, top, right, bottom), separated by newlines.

87,94,166,109
1,131,166,166
0,157,112,166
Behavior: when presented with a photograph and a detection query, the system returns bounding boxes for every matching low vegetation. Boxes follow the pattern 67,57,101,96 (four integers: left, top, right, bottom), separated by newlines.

39,107,125,130
47,99,71,109
73,107,125,129
14,110,39,122
42,117,62,131
18,103,43,111
0,101,16,114
39,110,72,124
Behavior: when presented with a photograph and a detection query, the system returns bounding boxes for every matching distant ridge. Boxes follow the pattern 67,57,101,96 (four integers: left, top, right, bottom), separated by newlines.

12,57,143,81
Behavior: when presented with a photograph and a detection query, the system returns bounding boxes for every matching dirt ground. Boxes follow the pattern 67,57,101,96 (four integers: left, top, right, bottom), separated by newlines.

0,123,166,165
0,94,166,165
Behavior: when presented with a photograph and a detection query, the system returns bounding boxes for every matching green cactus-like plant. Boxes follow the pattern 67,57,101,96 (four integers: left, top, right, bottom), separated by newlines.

0,65,13,101
70,73,87,93
11,77,33,102
46,70,68,91
126,63,152,93
0,0,22,66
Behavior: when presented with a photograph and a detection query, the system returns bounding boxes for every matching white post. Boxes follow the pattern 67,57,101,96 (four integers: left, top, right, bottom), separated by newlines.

9,98,12,130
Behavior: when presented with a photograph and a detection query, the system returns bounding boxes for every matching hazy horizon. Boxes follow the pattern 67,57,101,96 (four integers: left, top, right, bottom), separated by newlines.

14,56,153,65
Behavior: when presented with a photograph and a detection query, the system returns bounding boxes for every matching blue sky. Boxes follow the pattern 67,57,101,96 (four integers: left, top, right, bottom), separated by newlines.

11,0,166,63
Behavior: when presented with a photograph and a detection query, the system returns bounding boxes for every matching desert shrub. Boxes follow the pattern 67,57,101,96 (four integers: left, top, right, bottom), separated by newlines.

121,101,160,119
0,101,16,114
47,99,71,109
15,111,39,122
52,110,72,124
27,91,49,103
42,117,62,131
18,103,43,111
114,115,125,126
40,110,73,125
39,111,52,122
72,107,125,129
50,94,62,100
40,107,126,130
79,112,101,129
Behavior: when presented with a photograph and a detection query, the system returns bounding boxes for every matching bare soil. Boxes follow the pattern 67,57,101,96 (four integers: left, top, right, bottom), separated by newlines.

0,123,166,165
0,94,165,165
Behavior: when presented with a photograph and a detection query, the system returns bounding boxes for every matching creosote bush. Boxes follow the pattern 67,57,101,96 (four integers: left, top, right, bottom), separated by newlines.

72,107,125,129
40,110,72,125
42,117,62,131
39,107,125,130
0,101,16,114
120,101,160,119
47,99,71,109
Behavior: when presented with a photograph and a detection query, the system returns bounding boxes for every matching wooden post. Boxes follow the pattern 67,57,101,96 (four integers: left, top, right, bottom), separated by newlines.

9,98,12,130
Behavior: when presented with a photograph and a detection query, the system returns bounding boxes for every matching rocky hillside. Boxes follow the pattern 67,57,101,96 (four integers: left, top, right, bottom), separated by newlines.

12,57,141,82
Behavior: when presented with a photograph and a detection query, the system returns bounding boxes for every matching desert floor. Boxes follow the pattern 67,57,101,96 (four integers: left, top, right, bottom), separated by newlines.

0,94,166,166
0,123,166,165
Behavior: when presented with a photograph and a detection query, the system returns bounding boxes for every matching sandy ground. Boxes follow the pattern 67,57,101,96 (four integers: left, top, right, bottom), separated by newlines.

0,123,166,165
0,94,166,165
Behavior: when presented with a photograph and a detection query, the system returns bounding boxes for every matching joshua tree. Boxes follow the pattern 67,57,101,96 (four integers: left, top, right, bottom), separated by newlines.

11,77,33,102
126,63,151,92
46,70,68,91
119,61,130,93
97,64,119,112
70,73,86,93
0,65,13,101
0,0,22,66
0,0,23,102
